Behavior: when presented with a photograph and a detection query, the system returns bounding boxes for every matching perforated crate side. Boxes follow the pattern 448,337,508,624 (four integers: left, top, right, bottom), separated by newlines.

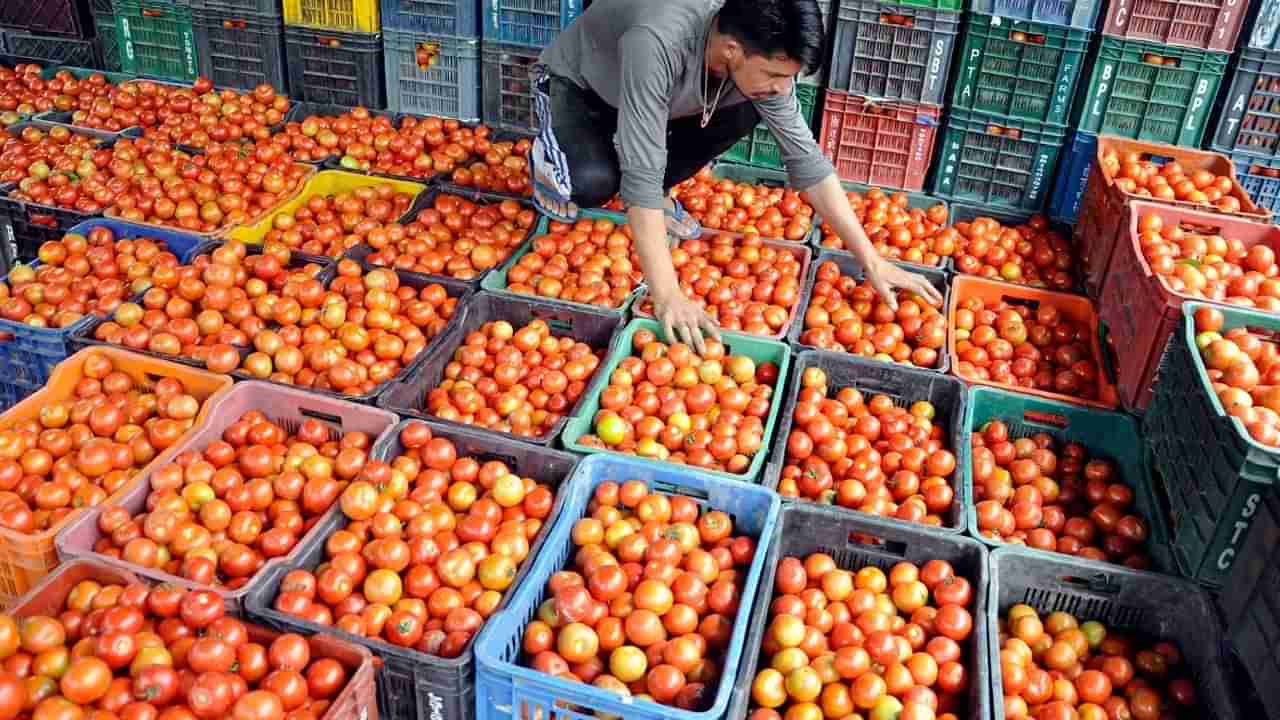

480,0,582,48
284,25,385,108
722,83,819,171
950,13,1090,126
115,0,199,82
383,30,480,120
2,34,99,68
480,41,538,133
380,0,478,35
193,9,288,92
189,0,280,15
1221,489,1280,718
0,0,92,37
94,11,121,71
1046,130,1096,224
827,0,959,106
968,0,1101,31
1249,0,1280,50
1101,0,1247,52
1211,46,1280,160
1233,152,1280,216
818,90,940,192
929,108,1067,211
282,0,380,32
1075,35,1227,147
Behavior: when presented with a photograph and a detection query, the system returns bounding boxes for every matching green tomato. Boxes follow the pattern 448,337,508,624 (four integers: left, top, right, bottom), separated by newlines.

596,414,627,446
870,695,903,720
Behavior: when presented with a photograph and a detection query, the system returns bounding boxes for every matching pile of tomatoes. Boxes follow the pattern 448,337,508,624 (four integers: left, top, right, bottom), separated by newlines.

1191,305,1280,447
448,136,532,197
125,80,289,148
503,217,643,308
577,328,780,474
952,294,1105,403
274,422,558,658
522,479,755,711
971,421,1153,568
998,606,1200,719
634,231,804,336
0,225,184,328
672,167,814,240
0,351,208,534
749,553,974,720
937,215,1078,291
1099,147,1257,215
256,182,417,259
0,124,109,213
1,66,117,124
778,366,957,526
93,412,374,588
0,62,48,119
364,192,536,279
1136,211,1280,310
0,581,355,719
799,261,946,368
429,318,604,438
818,188,950,268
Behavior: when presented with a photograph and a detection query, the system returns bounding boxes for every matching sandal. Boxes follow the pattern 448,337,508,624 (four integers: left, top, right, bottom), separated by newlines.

532,176,579,224
665,198,702,239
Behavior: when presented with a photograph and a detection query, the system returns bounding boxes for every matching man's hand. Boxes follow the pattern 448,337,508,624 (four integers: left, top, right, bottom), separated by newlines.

864,257,944,311
650,288,721,355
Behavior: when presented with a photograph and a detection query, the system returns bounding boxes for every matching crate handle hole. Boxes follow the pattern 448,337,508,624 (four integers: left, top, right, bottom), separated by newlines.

878,12,914,28
142,7,166,16
846,532,907,556
1008,30,1046,45
299,407,344,428
1002,296,1040,311
984,124,1021,140
415,42,440,70
545,317,573,334
222,19,247,29
1022,409,1069,429
1059,573,1121,595
1176,220,1224,236
319,37,343,48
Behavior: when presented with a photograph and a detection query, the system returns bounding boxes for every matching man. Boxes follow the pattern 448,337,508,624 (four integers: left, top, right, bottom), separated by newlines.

531,0,942,351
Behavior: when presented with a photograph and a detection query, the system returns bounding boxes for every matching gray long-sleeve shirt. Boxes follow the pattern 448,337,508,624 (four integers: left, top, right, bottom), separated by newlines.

538,0,835,210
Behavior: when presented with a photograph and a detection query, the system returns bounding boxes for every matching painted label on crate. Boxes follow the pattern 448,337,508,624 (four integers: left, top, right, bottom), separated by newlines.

2,222,14,266
1107,0,1131,31
1215,491,1262,573
1087,62,1115,125
1029,147,1052,203
926,39,948,95
1053,60,1078,119
428,692,444,720
1185,79,1213,137
1217,0,1245,44
182,26,197,78
120,17,135,65
1217,86,1251,143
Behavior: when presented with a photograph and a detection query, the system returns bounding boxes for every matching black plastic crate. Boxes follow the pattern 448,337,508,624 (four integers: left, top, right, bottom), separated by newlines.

480,41,537,134
193,8,288,92
1210,46,1280,160
988,546,1240,720
383,29,480,120
93,11,121,71
724,503,992,720
378,291,624,446
1221,489,1280,718
284,25,384,108
189,0,280,14
762,348,969,531
380,0,478,35
827,0,960,106
3,33,99,67
0,0,93,37
245,418,580,720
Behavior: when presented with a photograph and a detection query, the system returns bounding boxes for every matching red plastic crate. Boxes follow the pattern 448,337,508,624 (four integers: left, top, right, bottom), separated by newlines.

1099,200,1280,411
1100,0,1247,52
817,90,940,192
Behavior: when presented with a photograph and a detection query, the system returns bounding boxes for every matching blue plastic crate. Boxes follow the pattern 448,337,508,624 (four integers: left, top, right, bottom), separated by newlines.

1232,152,1280,217
381,0,478,34
969,0,1101,32
0,218,208,410
383,29,480,120
475,453,781,720
481,0,580,47
1047,130,1096,224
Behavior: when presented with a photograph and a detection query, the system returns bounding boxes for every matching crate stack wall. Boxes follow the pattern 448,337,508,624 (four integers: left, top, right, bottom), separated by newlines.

192,0,289,93
478,0,581,133
381,0,481,118
282,0,385,106
0,0,108,70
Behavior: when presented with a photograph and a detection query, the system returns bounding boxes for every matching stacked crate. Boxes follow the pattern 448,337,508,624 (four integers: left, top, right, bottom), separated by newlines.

381,0,481,119
282,0,384,106
819,0,958,192
932,0,1096,212
193,0,288,92
113,0,200,80
0,0,106,70
1047,0,1245,223
480,0,582,133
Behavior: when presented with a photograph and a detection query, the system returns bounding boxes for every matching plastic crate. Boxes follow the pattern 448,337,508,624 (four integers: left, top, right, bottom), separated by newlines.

115,0,199,81
189,0,280,15
987,546,1240,720
1220,488,1280,717
818,90,940,192
193,8,288,92
762,349,969,530
1233,152,1280,216
377,292,624,445
962,386,1174,572
969,0,1100,31
789,249,951,371
950,14,1089,126
721,83,819,171
929,107,1068,211
0,190,95,271
383,29,480,120
1074,137,1268,299
2,33,99,67
1145,301,1280,588
475,453,781,720
1101,0,1246,52
725,503,991,720
1046,129,1095,224
1210,47,1280,160
0,0,92,37
56,381,399,613
245,418,578,720
560,318,792,485
380,0,477,34
284,25,384,108
1075,36,1227,146
94,10,121,71
811,180,950,267
480,0,581,47
827,0,959,106
1249,0,1280,50
480,41,538,134
947,275,1119,408
283,0,380,32
0,347,230,603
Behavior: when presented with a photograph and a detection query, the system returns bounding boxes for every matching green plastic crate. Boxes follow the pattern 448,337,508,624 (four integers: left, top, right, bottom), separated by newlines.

93,11,121,71
930,107,1068,211
896,0,963,9
963,387,1173,573
560,318,793,484
115,0,198,81
951,13,1090,126
1075,35,1227,147
1145,301,1280,588
721,84,818,171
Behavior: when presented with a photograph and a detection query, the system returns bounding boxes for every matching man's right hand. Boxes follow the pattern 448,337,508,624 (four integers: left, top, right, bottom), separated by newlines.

650,287,721,355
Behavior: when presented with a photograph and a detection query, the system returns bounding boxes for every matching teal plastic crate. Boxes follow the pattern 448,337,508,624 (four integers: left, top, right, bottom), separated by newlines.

721,83,818,171
115,0,199,81
560,318,792,484
930,107,1068,211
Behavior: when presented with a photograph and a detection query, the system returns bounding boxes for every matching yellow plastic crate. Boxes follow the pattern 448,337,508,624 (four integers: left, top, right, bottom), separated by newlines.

283,0,380,33
224,169,429,246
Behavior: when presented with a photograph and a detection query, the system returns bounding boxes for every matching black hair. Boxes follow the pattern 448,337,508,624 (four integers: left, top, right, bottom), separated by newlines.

716,0,825,76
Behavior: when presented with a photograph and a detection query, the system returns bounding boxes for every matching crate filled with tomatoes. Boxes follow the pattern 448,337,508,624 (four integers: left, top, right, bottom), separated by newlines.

670,164,817,243
810,183,950,272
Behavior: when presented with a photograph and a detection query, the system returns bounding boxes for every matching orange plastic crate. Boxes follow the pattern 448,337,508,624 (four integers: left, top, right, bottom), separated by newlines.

947,276,1119,409
0,348,232,604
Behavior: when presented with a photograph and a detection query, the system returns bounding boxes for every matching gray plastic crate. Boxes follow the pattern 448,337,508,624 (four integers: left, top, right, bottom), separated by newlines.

480,41,537,133
383,29,480,120
194,8,288,92
284,25,384,108
380,0,479,35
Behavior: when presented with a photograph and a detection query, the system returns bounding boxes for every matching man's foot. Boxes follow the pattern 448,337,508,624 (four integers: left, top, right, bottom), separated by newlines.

530,136,578,222
664,197,702,239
